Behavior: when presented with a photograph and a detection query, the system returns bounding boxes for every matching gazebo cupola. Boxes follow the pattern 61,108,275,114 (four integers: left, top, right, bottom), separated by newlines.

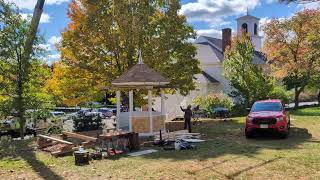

111,51,170,135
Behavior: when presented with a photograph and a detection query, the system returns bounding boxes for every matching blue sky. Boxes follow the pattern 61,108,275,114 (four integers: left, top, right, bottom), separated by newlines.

5,0,319,64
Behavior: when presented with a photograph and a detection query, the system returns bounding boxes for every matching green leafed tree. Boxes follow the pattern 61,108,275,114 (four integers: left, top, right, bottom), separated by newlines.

223,35,274,107
0,0,52,138
48,0,200,106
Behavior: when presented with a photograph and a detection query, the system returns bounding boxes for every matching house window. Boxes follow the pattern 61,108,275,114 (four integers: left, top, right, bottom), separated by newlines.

254,23,258,35
242,23,248,33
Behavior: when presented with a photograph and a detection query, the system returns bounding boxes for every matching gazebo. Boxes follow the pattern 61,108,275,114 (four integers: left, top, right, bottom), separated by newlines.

111,51,170,136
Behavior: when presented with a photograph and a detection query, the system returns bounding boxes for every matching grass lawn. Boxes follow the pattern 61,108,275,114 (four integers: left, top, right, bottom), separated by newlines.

1,107,320,180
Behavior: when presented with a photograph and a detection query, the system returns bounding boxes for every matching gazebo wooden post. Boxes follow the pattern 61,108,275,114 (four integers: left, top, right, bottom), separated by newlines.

148,89,153,134
129,90,134,132
116,90,121,130
161,90,165,116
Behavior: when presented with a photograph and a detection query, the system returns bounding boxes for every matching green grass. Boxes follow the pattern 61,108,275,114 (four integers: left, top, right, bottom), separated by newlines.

1,107,320,179
292,106,320,116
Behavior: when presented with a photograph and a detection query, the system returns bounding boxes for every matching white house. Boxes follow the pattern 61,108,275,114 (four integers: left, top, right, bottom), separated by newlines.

154,14,266,120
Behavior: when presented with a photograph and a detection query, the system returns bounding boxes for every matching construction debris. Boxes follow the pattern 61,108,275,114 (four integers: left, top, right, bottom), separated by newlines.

154,130,202,142
128,149,158,157
62,131,98,149
37,134,76,157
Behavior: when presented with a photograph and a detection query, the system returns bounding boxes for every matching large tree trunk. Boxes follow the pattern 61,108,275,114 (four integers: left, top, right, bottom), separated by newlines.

17,77,26,139
17,0,45,139
294,87,301,109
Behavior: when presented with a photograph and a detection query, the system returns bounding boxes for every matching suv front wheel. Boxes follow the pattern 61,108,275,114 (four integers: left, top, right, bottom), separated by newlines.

279,124,290,139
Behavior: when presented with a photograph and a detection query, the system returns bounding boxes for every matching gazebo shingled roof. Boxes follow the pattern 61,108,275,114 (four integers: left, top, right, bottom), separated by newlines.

112,52,170,87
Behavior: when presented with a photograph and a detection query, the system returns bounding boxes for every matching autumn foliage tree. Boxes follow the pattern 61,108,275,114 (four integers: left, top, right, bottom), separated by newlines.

45,61,100,106
264,9,320,108
47,0,200,106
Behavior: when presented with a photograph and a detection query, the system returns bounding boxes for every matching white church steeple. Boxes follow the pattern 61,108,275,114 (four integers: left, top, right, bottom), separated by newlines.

237,14,262,51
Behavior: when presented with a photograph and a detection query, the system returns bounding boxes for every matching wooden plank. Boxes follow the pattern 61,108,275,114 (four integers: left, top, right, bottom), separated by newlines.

38,135,73,145
62,131,97,142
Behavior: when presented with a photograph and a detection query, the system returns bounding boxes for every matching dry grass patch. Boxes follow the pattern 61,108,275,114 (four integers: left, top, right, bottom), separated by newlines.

0,107,319,179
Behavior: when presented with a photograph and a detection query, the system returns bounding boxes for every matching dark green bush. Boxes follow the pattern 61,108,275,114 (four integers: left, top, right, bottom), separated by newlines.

73,114,102,132
193,93,233,117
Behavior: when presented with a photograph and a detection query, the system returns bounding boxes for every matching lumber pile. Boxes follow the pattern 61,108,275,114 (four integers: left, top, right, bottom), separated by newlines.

62,131,97,142
62,131,98,148
37,135,76,157
37,135,73,148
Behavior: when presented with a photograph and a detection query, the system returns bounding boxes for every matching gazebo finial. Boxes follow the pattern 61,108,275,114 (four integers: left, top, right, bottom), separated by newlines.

138,49,144,64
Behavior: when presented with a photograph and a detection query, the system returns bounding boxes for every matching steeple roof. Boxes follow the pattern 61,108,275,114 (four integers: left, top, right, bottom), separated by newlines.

237,14,260,20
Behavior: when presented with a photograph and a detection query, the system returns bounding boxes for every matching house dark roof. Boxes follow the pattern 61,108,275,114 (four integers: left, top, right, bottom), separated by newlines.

201,36,222,51
112,63,170,87
201,71,219,83
196,36,267,64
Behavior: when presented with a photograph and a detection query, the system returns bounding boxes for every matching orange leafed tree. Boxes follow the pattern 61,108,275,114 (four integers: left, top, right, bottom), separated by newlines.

263,9,320,108
45,62,103,106
47,0,200,106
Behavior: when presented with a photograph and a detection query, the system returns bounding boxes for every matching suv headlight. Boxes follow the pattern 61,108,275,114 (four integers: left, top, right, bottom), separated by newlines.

276,117,284,122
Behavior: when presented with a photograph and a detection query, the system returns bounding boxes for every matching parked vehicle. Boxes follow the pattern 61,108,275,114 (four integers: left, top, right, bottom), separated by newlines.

245,99,290,139
50,111,66,118
0,116,36,138
97,108,113,118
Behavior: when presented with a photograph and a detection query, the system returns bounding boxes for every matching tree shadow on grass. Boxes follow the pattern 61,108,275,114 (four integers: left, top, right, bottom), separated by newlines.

0,137,63,180
142,120,312,162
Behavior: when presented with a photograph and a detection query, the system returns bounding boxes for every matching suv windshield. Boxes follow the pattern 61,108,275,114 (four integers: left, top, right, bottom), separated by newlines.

251,102,282,112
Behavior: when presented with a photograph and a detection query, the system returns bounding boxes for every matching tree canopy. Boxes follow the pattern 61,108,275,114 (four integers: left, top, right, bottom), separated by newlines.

0,0,53,137
47,0,200,106
223,35,273,107
263,9,320,108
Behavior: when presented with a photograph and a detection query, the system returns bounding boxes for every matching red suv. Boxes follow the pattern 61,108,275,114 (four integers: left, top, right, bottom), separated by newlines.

245,99,290,139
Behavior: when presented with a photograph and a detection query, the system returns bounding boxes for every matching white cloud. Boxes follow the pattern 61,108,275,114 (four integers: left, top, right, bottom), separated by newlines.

297,2,320,10
196,28,222,38
5,0,70,10
48,36,62,46
21,13,51,23
40,13,51,23
46,54,61,65
37,43,52,51
180,0,261,26
48,54,60,59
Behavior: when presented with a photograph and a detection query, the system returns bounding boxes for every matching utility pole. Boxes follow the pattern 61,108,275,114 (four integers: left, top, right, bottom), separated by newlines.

18,0,45,139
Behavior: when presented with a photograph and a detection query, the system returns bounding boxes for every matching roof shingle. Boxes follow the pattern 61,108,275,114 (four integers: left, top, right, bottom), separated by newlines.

112,63,170,86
